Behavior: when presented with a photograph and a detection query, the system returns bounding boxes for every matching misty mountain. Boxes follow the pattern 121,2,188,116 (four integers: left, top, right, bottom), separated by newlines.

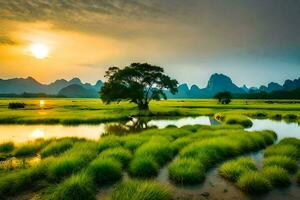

0,74,299,98
167,73,246,98
58,84,99,98
0,77,103,95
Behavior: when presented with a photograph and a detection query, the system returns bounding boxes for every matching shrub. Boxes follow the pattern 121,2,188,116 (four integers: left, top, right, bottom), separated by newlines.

98,147,132,167
47,173,96,200
40,140,74,158
87,158,122,184
263,156,298,174
8,102,25,109
110,180,172,200
0,142,15,153
262,166,290,187
168,158,205,184
237,171,271,194
283,114,297,120
218,157,256,182
129,157,159,178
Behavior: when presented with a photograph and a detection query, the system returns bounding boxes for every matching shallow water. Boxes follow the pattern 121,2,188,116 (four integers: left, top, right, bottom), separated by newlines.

0,116,214,143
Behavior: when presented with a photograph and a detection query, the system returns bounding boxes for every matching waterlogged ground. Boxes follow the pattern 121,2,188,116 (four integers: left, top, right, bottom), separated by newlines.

0,120,298,200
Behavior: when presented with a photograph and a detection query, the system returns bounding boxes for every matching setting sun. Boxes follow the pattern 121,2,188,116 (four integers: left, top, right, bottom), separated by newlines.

29,43,49,59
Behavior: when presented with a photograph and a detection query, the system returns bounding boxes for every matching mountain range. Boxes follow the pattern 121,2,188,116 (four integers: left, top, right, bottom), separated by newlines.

0,74,299,98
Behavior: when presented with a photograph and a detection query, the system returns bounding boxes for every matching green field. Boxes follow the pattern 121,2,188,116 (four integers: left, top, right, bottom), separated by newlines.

0,98,299,124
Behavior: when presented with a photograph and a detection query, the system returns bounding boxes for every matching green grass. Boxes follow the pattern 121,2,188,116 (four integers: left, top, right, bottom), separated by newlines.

46,173,96,200
47,142,98,181
264,144,299,159
168,158,205,184
40,139,75,158
98,147,132,167
14,139,49,157
110,180,172,200
0,98,299,125
224,115,253,128
0,142,14,153
218,157,257,182
237,171,271,194
134,138,174,166
97,136,123,152
0,158,52,196
129,156,159,178
263,156,298,174
86,157,122,185
262,166,290,187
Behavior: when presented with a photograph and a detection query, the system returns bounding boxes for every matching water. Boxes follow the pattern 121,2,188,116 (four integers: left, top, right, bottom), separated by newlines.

0,116,214,143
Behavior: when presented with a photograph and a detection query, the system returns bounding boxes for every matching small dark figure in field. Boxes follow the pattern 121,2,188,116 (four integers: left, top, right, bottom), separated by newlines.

100,63,178,111
214,92,232,104
8,102,26,109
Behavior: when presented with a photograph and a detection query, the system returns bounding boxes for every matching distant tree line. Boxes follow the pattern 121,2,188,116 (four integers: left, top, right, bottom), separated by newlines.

233,87,300,99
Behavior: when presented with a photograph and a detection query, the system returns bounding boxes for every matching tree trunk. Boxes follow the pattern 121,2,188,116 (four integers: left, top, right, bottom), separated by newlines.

138,102,149,111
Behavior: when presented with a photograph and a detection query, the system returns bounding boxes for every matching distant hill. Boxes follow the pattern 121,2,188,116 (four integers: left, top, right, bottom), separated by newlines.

58,84,99,98
0,77,103,95
167,73,246,98
0,74,299,98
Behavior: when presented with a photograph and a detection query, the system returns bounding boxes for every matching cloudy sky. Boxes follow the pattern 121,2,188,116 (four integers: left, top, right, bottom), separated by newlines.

0,0,299,87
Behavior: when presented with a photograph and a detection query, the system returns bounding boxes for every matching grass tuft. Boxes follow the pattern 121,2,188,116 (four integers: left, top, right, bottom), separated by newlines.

218,157,256,182
98,147,132,167
263,156,298,174
262,166,290,187
0,142,15,153
237,171,271,194
129,156,159,178
110,180,172,200
168,158,205,184
86,157,122,185
46,173,96,200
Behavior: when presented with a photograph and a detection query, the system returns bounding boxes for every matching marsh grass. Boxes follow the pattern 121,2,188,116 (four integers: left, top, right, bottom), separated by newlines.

218,157,257,182
14,139,49,157
129,156,159,178
40,139,75,158
264,144,299,159
224,115,253,128
262,166,290,187
237,171,271,194
46,173,96,200
110,179,172,200
0,158,52,196
47,142,98,181
86,157,122,185
98,147,132,167
263,156,298,174
0,142,14,153
168,158,205,184
134,138,174,166
98,136,122,152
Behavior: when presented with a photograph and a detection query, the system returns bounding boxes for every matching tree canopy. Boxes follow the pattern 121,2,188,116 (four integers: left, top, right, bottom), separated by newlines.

214,91,232,104
100,63,178,110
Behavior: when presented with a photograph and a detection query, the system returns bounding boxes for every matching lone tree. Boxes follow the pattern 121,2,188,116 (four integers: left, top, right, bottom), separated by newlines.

100,63,178,110
214,91,232,104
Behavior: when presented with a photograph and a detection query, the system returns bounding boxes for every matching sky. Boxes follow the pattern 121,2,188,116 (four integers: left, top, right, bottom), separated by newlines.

0,0,300,88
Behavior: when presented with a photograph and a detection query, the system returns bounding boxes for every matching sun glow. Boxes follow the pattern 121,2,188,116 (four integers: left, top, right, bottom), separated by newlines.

30,43,49,59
